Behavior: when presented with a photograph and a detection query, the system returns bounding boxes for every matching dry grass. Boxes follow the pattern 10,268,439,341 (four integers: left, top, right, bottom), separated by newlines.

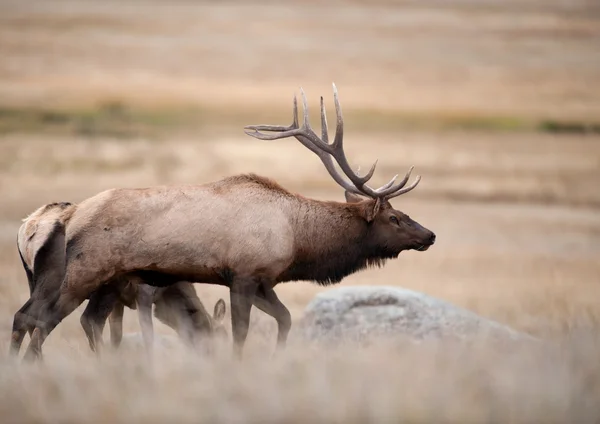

1,0,600,422
3,338,600,424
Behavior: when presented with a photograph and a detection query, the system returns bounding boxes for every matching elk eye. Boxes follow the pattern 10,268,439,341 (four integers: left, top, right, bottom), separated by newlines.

389,216,399,225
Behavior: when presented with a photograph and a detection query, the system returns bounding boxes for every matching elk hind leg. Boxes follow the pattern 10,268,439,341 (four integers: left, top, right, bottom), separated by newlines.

19,220,67,359
229,277,259,359
252,285,292,350
10,249,36,355
9,298,34,356
23,291,84,362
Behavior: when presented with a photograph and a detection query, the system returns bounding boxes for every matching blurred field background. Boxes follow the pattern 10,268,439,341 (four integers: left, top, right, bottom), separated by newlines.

1,0,600,422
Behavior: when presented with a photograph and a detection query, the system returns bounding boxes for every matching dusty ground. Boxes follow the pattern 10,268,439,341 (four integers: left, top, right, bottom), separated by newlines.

1,0,600,422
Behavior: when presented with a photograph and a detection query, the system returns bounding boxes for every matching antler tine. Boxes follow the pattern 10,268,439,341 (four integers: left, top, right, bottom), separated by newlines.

243,94,299,136
328,83,377,187
356,165,398,193
384,174,421,200
376,173,399,192
362,160,378,183
292,93,299,128
244,94,324,159
320,96,329,144
298,88,333,153
370,166,415,196
331,83,344,149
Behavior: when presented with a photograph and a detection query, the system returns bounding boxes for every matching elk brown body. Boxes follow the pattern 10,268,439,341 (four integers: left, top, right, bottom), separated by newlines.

17,84,435,361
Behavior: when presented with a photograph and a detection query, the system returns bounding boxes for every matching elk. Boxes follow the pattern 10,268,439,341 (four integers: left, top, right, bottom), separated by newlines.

96,282,228,352
12,202,228,356
18,84,435,361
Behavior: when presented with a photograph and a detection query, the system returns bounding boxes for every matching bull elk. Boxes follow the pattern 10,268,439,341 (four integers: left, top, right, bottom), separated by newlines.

11,202,227,356
18,84,435,361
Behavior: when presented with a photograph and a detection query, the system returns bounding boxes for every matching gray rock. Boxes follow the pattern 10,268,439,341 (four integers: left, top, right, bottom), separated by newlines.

294,286,536,346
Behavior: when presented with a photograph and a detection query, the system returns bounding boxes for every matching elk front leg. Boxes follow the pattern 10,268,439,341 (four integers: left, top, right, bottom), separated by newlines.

136,285,155,354
109,303,124,348
229,277,259,359
80,286,119,353
252,285,291,350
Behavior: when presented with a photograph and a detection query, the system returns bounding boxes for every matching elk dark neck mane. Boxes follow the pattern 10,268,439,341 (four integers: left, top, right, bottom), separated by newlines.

229,174,390,286
278,196,387,286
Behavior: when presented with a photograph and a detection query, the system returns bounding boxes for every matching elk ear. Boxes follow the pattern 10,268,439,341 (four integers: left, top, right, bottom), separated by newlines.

213,299,226,322
344,191,365,204
363,199,381,223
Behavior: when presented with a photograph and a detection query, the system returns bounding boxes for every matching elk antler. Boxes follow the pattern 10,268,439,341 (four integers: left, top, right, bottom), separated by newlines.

244,83,420,201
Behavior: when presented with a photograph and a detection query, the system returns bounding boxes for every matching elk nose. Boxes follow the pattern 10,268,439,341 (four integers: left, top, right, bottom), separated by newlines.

428,233,436,245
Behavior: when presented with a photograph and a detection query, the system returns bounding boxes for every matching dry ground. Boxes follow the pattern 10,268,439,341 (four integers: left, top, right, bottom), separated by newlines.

1,0,600,422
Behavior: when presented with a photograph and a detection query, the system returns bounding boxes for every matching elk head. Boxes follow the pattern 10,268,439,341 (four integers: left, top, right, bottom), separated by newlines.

244,83,436,257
